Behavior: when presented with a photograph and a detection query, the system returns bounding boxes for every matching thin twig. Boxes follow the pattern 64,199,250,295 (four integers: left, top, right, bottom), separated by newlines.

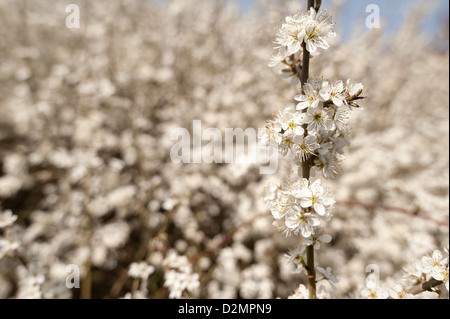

191,212,267,263
301,0,316,300
408,279,444,295
336,200,449,227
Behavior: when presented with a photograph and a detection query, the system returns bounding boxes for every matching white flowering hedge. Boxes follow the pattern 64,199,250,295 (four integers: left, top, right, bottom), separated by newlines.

0,0,448,299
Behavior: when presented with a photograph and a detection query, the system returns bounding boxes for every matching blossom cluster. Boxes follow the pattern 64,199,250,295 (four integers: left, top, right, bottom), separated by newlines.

403,247,449,294
0,208,71,298
270,8,336,67
262,5,369,299
421,248,449,291
260,78,364,179
162,251,200,299
122,261,156,299
264,179,334,240
360,247,449,299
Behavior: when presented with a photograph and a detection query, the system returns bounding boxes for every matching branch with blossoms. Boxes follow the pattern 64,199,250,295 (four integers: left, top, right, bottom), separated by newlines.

261,1,365,299
360,247,449,299
406,248,449,296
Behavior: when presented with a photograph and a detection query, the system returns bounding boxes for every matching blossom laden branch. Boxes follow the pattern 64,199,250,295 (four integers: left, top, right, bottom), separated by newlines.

262,1,366,299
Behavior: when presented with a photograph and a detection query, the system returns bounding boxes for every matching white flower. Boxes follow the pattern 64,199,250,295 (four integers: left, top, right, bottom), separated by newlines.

316,266,339,286
263,184,279,204
288,284,309,299
268,54,284,68
283,112,305,137
303,105,335,134
265,178,334,239
259,125,278,156
272,13,307,61
390,283,414,299
163,251,192,273
361,276,389,299
422,250,449,291
317,141,333,157
163,251,200,299
346,79,364,97
184,272,200,293
285,246,306,274
303,228,332,249
292,134,320,163
333,106,349,132
422,250,447,275
298,179,335,217
329,135,349,154
26,265,46,286
260,108,307,157
295,82,321,110
320,80,346,106
316,284,336,299
285,210,321,238
0,237,20,258
0,209,17,228
315,152,340,180
260,119,282,148
164,269,184,299
270,9,336,65
303,9,336,54
128,261,155,280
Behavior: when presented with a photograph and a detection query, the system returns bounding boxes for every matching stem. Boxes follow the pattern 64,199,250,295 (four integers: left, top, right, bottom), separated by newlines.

315,0,322,11
408,279,444,295
336,200,449,227
306,245,316,298
80,258,92,299
302,0,316,300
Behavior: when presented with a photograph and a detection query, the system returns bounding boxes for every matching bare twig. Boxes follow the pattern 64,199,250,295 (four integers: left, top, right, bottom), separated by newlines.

336,200,449,227
408,279,444,295
192,212,267,263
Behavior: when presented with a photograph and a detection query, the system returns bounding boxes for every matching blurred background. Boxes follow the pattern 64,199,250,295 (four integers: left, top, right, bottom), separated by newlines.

0,0,448,299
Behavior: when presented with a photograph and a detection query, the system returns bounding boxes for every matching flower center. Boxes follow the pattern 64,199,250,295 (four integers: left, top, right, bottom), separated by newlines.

289,121,296,130
313,113,323,122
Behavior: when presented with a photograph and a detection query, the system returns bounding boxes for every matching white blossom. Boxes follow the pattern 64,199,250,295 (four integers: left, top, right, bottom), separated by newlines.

128,261,155,280
390,283,414,299
288,284,309,299
270,8,336,66
297,179,335,217
264,178,334,238
0,209,17,228
320,80,346,107
360,275,389,299
303,9,336,54
303,105,335,134
295,82,321,110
